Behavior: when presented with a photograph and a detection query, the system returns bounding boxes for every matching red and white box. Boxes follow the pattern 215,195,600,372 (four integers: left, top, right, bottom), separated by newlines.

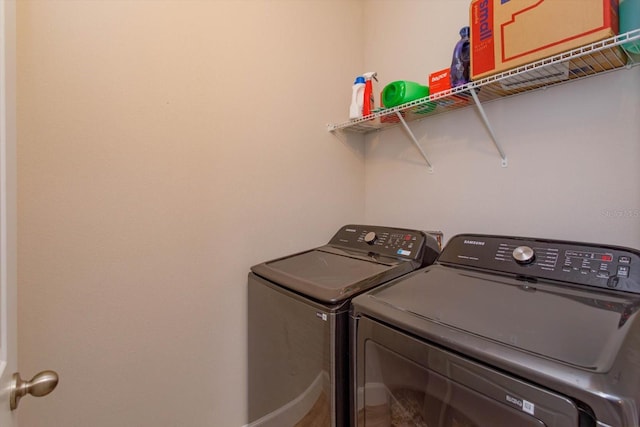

428,68,451,95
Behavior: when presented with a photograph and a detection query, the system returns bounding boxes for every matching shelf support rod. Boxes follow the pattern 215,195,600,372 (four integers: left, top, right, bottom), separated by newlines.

396,112,433,172
470,89,508,167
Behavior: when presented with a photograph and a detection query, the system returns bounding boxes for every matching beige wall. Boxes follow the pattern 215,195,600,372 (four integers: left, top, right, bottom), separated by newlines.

363,0,640,249
17,1,364,426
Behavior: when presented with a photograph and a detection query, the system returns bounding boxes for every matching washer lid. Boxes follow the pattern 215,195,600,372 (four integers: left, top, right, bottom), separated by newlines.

356,265,640,371
251,247,415,304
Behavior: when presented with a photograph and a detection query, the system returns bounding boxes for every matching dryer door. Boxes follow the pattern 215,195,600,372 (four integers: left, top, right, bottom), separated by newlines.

354,317,580,427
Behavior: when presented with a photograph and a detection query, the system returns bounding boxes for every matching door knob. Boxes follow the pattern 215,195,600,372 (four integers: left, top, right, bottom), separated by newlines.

10,370,59,410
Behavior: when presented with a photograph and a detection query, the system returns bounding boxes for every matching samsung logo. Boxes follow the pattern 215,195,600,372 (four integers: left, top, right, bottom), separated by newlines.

464,240,485,246
506,394,535,415
506,395,522,408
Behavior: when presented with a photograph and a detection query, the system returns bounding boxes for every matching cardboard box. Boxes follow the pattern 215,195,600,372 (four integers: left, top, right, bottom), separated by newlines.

428,68,451,94
470,0,619,80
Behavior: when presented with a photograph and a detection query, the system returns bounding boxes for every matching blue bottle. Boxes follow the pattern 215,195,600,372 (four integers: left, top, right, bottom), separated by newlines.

620,0,640,54
450,26,471,87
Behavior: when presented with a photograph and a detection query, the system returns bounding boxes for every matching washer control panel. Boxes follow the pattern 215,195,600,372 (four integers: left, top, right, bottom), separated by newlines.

439,234,640,294
329,224,428,261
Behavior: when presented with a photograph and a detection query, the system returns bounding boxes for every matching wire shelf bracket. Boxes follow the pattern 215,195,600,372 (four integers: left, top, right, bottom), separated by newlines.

470,89,508,167
396,112,434,172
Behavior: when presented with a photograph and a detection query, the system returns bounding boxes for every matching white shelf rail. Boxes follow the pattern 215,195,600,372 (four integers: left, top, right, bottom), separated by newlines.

328,29,640,169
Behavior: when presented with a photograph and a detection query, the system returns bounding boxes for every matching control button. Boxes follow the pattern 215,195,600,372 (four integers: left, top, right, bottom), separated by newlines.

580,268,591,275
364,232,377,245
617,265,630,278
596,271,610,279
404,234,412,241
513,246,535,265
608,277,620,288
562,266,572,272
619,256,631,264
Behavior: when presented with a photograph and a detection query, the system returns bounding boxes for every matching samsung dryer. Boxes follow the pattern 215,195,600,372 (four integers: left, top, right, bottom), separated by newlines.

352,234,640,427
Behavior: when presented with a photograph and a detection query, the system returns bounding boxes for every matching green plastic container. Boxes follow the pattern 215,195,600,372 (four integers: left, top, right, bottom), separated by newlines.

381,81,435,113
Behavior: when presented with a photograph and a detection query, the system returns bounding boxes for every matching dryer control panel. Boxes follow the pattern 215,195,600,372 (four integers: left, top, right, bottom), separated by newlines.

329,224,438,262
439,234,640,294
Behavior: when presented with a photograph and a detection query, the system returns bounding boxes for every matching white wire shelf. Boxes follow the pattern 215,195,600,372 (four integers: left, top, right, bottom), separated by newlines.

328,29,640,135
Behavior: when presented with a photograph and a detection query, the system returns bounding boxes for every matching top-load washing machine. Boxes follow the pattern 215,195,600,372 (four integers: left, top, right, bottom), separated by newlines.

247,224,441,427
352,233,640,427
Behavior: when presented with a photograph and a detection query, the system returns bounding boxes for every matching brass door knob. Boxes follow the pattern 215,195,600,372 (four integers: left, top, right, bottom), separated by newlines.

10,370,59,410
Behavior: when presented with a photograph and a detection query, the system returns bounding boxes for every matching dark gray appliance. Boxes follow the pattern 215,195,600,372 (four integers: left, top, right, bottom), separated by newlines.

352,233,640,427
247,224,441,427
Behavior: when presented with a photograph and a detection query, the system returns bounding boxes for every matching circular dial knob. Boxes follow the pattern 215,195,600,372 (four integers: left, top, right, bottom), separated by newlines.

364,231,377,245
513,246,535,265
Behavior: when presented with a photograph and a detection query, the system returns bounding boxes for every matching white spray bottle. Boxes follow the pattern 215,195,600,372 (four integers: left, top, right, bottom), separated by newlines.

349,76,366,119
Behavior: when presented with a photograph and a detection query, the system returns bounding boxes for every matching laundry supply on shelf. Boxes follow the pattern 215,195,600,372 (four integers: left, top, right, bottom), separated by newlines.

620,0,640,54
429,68,451,95
381,81,429,108
362,72,378,116
470,0,621,80
381,80,436,114
450,26,471,87
349,76,366,119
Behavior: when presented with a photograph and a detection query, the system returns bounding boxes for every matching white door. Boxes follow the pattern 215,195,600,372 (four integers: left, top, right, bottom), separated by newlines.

1,2,58,423
0,0,18,424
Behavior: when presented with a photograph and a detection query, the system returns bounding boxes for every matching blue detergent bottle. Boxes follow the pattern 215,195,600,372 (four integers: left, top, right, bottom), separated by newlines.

450,26,471,87
620,0,640,54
